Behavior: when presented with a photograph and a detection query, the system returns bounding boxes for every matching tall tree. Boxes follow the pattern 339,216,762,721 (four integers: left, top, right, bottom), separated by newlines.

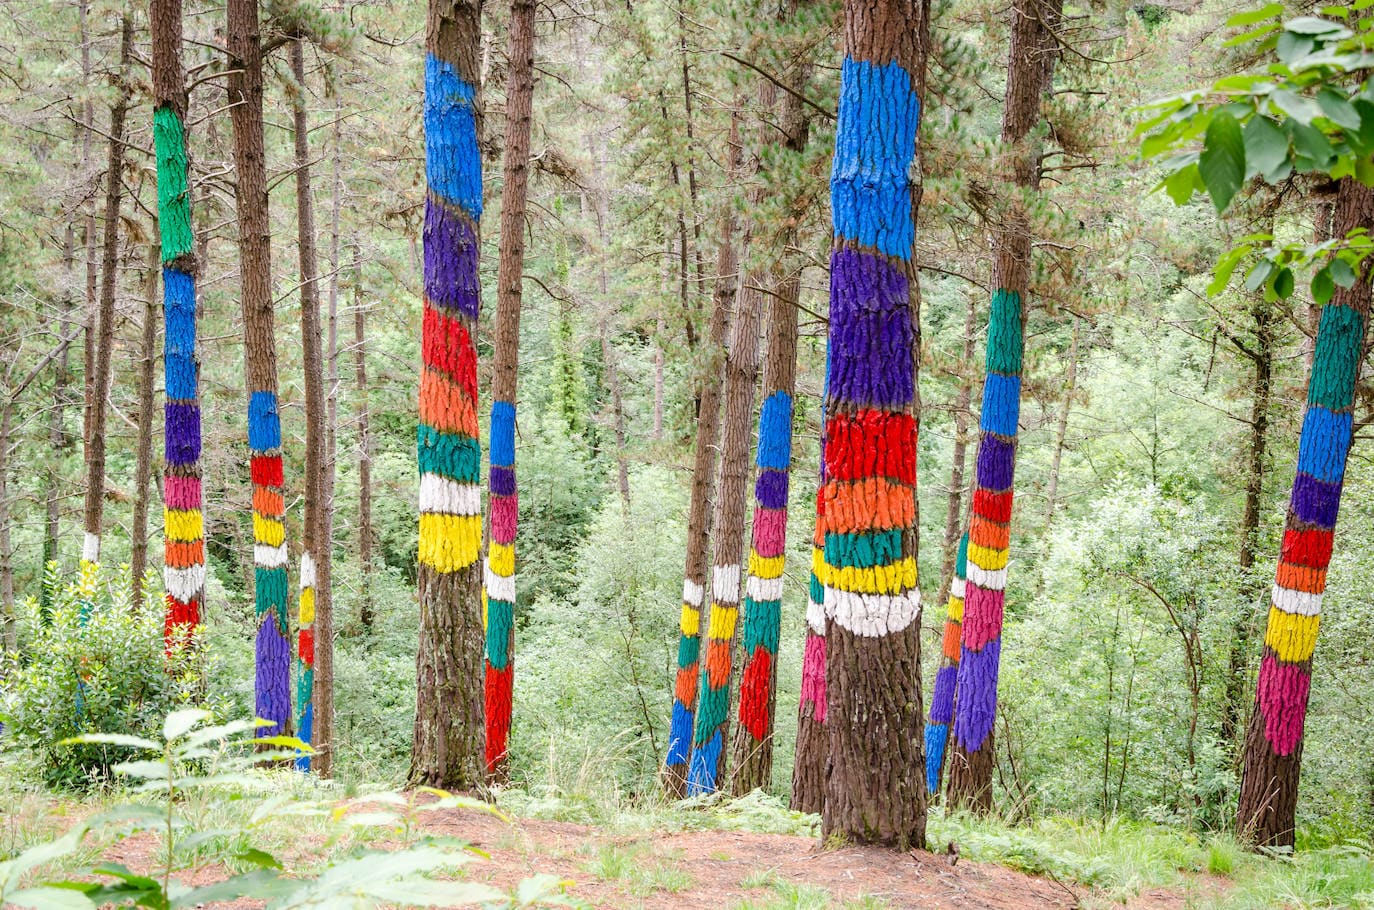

946,0,1062,811
924,532,968,793
228,0,291,737
412,0,486,790
153,0,205,651
1236,177,1374,848
352,249,375,635
790,467,827,813
483,0,535,780
819,0,928,846
663,120,740,797
290,36,330,771
129,245,160,603
79,14,133,580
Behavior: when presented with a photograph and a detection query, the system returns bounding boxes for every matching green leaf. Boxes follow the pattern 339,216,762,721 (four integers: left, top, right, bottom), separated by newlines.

163,708,212,742
112,760,170,780
1224,22,1282,46
170,871,292,909
1277,30,1316,63
1208,248,1249,295
1227,3,1283,27
1245,259,1275,292
1330,257,1358,286
4,887,97,910
58,733,159,751
1242,116,1290,179
0,827,88,892
1271,88,1323,124
1273,266,1296,298
1200,110,1246,211
235,848,284,871
1312,266,1335,303
1317,88,1362,128
1285,15,1351,35
1349,99,1374,153
1289,121,1336,170
1164,163,1199,204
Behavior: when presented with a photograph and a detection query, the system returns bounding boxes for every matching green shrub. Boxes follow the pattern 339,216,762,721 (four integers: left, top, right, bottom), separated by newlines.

0,563,210,789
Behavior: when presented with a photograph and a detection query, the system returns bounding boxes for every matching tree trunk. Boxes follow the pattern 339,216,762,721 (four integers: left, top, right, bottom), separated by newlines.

412,0,486,790
228,0,291,738
130,245,160,603
44,224,79,616
924,533,968,795
663,116,741,797
0,404,14,650
483,0,534,780
290,37,329,772
946,0,1062,812
1042,317,1079,534
934,292,979,611
80,14,133,576
1236,176,1374,849
153,0,206,652
353,249,375,634
818,0,929,848
687,100,769,797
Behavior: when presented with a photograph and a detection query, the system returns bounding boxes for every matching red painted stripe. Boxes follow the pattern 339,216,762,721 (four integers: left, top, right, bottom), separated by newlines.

973,487,1014,524
824,410,917,484
251,455,283,486
1281,527,1334,570
738,648,773,740
422,306,478,400
485,663,514,770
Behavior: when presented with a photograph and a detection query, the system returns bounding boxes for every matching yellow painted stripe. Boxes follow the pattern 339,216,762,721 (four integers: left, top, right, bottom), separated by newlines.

966,542,1008,572
481,588,489,631
298,587,316,625
816,557,918,595
165,508,204,543
1264,606,1320,664
252,514,284,548
418,513,482,572
679,603,700,637
946,595,965,623
707,603,738,640
488,542,515,576
748,552,785,580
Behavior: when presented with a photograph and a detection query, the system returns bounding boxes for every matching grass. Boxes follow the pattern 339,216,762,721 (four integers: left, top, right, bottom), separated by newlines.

578,840,693,897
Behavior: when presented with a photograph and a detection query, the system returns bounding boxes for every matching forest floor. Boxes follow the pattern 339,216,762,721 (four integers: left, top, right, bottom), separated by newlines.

75,797,1224,910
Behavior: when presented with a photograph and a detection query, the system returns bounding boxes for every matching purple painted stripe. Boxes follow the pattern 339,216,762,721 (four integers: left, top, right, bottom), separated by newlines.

826,248,914,409
929,664,957,724
423,197,480,319
756,469,789,510
952,637,1001,753
976,432,1015,492
165,403,201,466
1291,472,1342,529
490,465,516,497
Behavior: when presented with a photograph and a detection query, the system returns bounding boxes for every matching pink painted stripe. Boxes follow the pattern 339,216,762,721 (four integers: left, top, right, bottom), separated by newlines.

1258,652,1310,757
960,582,1005,651
164,475,202,510
490,493,518,544
800,631,827,723
751,507,788,558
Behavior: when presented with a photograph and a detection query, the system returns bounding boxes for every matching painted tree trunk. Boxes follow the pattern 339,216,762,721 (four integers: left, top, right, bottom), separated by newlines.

790,471,828,813
130,247,160,604
290,38,329,771
1236,177,1374,849
663,119,740,797
80,15,133,586
688,102,769,797
228,0,291,737
412,0,486,790
925,533,968,794
820,0,928,847
946,0,1061,811
484,0,535,780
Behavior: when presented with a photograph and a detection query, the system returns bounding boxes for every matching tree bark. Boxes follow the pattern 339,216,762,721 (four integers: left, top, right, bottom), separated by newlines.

483,0,534,780
1236,176,1374,849
44,222,79,616
934,292,980,611
130,245,160,603
947,0,1062,812
229,0,291,738
818,0,929,848
1042,317,1079,534
353,248,375,634
80,14,133,574
412,0,486,790
663,115,741,797
1,404,14,650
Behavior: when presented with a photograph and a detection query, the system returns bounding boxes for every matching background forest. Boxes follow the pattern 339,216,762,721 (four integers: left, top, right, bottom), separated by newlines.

0,0,1371,872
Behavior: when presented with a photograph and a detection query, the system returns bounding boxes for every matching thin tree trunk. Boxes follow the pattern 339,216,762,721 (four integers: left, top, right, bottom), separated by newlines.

0,405,14,650
153,0,206,652
935,292,980,609
924,532,969,795
412,0,486,790
130,245,160,603
663,115,741,797
290,37,329,771
819,0,929,848
353,248,375,634
1042,317,1079,533
947,0,1063,812
228,0,291,738
80,0,97,477
483,0,534,780
1236,176,1374,849
80,14,133,574
44,223,78,614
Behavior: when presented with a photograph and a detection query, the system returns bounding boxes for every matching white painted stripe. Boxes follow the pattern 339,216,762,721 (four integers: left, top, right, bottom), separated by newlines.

1272,584,1323,617
746,575,784,603
825,586,921,637
950,577,966,599
255,543,289,568
299,553,317,589
713,564,741,600
485,565,516,602
806,592,826,634
682,579,705,607
83,532,100,564
966,563,1007,591
164,565,205,602
418,474,481,515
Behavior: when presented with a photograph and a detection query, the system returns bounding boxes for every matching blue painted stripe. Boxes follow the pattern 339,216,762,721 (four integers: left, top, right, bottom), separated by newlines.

424,54,482,218
490,400,516,467
163,268,197,400
248,391,281,452
667,701,693,765
686,729,723,795
1297,406,1353,484
831,57,921,258
756,391,794,470
980,374,1021,437
924,722,948,794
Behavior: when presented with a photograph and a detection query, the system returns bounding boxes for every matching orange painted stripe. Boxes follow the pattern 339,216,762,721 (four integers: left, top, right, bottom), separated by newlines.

968,514,1010,551
821,477,915,535
942,619,962,660
252,486,284,516
705,639,731,688
1275,561,1327,595
164,539,204,568
419,368,479,436
674,666,697,704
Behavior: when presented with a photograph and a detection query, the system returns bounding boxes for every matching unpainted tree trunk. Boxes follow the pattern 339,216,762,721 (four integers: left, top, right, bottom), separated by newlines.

44,224,78,610
1236,176,1374,849
934,291,980,609
228,0,291,738
130,245,160,603
483,0,534,781
353,249,375,634
412,0,486,791
1042,318,1079,534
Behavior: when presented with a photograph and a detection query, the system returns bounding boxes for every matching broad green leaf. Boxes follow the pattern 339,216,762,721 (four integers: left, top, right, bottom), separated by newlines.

1272,88,1323,123
1330,257,1357,286
1289,121,1336,170
1208,249,1248,295
254,735,312,752
4,887,97,910
1349,99,1374,153
235,848,283,870
171,871,291,909
1285,15,1351,36
1273,266,1296,298
0,827,87,890
1317,88,1362,128
361,877,506,906
1200,110,1246,210
112,760,170,780
1225,23,1282,47
1245,259,1275,292
163,708,212,742
178,719,265,752
1277,30,1316,64
1313,266,1335,303
1243,115,1290,179
1227,3,1283,27
58,733,159,751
